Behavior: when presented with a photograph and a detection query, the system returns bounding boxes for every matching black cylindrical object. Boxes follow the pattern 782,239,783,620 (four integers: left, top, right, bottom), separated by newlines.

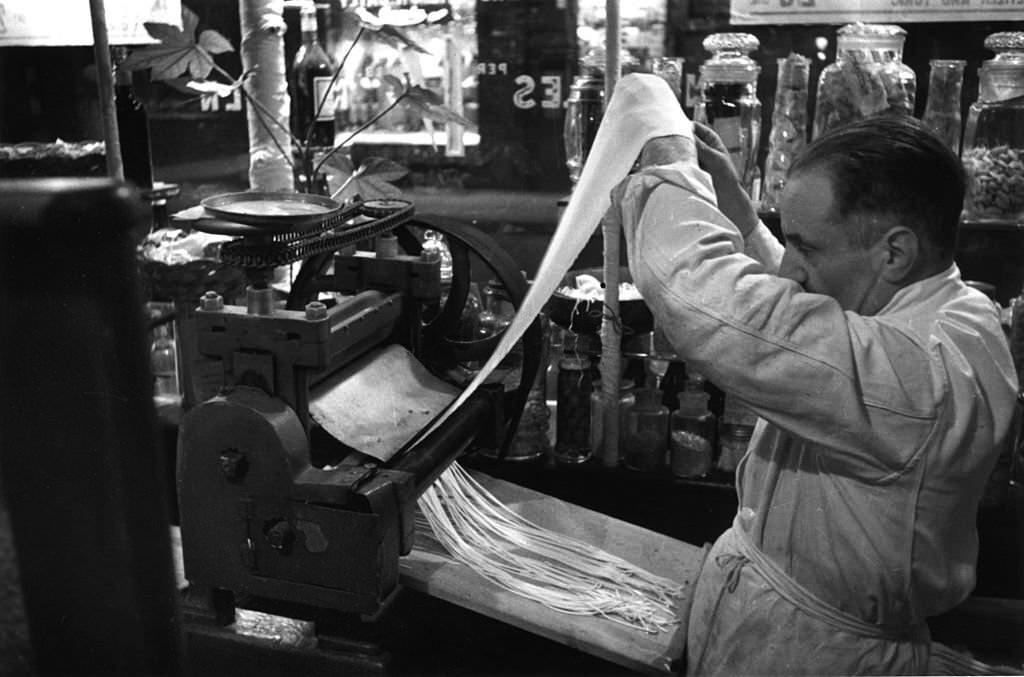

0,178,183,675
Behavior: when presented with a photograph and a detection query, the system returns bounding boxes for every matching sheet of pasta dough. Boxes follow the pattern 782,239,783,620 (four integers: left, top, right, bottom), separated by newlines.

417,73,694,441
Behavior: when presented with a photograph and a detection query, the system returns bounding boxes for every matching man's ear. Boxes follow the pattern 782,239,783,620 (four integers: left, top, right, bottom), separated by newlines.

878,226,920,283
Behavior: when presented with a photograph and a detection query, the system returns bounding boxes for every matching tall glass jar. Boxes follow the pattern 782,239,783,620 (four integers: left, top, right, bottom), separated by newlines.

555,356,593,464
694,33,763,196
922,59,966,155
762,53,811,213
813,23,916,140
623,387,669,473
962,32,1024,224
563,48,642,184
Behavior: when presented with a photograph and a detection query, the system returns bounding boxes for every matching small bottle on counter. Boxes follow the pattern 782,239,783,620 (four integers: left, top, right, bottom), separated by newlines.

717,393,757,473
623,387,670,473
150,319,180,407
669,376,716,478
589,378,636,466
504,315,552,462
555,355,593,464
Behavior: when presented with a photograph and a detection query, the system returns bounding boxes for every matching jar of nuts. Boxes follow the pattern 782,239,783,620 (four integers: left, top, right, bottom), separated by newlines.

962,32,1024,225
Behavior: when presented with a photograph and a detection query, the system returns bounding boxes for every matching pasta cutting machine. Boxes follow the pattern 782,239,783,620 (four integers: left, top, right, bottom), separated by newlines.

174,194,543,640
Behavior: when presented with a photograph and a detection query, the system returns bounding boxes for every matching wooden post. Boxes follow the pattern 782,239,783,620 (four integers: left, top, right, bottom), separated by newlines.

599,0,623,468
88,0,124,182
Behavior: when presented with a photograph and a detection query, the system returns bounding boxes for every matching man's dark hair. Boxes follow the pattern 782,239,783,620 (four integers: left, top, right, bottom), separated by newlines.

788,115,965,261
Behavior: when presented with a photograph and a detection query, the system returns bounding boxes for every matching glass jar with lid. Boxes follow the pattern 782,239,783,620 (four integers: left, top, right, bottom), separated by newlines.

694,32,763,196
762,53,811,213
623,387,670,473
812,23,916,140
922,59,966,155
962,32,1024,224
563,47,642,184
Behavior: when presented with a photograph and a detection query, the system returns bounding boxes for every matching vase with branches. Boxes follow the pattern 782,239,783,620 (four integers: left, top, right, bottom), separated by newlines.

121,2,476,200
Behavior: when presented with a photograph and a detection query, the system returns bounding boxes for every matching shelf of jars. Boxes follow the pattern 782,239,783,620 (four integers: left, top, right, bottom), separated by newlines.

567,24,1024,240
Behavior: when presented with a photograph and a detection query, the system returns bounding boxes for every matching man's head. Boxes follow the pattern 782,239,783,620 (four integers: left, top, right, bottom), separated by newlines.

779,115,965,314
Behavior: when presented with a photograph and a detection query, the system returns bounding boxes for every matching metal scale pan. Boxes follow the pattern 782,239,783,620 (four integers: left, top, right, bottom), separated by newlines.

198,191,345,234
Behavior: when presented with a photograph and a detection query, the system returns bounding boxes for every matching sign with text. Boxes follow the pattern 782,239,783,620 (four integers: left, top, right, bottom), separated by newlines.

0,0,181,47
730,0,1023,25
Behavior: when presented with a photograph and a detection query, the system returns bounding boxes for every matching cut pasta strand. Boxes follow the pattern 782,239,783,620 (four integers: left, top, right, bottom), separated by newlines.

416,463,685,634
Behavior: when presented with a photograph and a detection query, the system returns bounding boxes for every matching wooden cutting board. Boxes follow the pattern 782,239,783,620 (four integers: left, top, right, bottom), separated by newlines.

400,471,708,675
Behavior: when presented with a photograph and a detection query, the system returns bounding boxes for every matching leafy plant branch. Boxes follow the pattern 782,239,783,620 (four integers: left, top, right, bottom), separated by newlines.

122,3,477,198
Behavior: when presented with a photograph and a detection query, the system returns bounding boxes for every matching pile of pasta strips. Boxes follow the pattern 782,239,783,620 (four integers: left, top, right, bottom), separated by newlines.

417,463,684,634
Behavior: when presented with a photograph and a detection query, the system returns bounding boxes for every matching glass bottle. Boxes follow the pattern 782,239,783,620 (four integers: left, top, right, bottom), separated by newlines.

694,33,763,196
922,59,966,156
623,387,670,473
669,377,716,478
563,49,606,185
150,319,180,407
563,47,643,183
555,356,593,464
421,229,453,288
290,3,337,150
962,32,1024,224
478,279,522,392
813,23,916,140
503,316,551,462
589,378,636,465
717,393,757,473
761,53,810,213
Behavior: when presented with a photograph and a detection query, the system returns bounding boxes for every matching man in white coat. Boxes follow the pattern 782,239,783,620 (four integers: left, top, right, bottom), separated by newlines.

609,77,1018,675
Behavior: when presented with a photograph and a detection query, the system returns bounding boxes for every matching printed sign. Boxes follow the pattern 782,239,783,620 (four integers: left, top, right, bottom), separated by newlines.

730,0,1023,25
0,0,181,46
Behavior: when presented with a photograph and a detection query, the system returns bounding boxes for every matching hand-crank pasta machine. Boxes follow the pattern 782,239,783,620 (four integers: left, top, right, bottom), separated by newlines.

174,193,543,650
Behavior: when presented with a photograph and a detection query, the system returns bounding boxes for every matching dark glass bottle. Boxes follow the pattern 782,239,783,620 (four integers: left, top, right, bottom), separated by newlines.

290,4,337,150
113,47,153,189
555,356,593,464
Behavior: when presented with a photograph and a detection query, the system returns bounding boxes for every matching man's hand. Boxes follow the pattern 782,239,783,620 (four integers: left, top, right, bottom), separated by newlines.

638,134,695,168
693,122,759,238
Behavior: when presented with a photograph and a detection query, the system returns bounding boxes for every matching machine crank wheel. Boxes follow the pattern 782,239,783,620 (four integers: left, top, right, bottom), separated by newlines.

397,217,544,459
283,216,543,459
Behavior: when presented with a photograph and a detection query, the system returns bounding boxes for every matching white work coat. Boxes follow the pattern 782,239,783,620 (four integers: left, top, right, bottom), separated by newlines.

610,162,1018,675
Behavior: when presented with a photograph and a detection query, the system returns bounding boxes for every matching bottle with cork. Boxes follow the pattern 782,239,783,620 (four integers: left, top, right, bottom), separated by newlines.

669,372,716,478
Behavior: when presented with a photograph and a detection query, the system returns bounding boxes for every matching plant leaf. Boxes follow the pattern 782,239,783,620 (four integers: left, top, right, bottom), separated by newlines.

359,157,409,183
352,7,385,29
325,155,407,203
349,8,429,54
378,7,427,26
186,79,239,98
359,175,405,199
119,6,227,81
323,152,356,176
402,85,477,131
144,6,197,46
198,29,234,55
377,25,431,54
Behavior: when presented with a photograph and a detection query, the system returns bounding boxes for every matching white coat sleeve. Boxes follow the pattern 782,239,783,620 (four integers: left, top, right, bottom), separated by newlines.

610,164,940,471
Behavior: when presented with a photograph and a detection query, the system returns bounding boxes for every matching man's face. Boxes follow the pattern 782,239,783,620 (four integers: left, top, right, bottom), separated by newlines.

777,171,887,313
